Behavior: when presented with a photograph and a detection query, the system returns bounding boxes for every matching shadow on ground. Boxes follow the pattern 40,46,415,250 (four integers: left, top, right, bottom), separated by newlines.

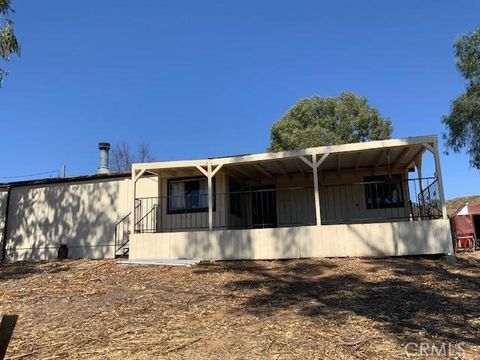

196,256,480,347
0,261,70,282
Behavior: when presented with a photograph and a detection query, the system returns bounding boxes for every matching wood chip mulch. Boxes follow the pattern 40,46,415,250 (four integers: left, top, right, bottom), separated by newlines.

1,254,480,359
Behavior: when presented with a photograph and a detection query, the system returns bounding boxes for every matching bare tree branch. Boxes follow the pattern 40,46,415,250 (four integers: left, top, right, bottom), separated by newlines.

110,141,155,172
138,143,154,163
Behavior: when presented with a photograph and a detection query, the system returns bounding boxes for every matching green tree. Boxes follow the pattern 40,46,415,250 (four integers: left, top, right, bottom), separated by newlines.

0,0,20,86
268,92,392,152
442,26,480,169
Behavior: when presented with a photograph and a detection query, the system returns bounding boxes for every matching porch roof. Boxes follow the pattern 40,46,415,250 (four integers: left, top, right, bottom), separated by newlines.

132,135,437,177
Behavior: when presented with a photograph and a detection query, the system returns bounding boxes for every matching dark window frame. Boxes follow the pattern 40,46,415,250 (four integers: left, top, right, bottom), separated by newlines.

167,177,216,214
364,175,405,210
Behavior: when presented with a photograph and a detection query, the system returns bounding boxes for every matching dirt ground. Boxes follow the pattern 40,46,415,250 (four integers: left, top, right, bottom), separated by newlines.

1,254,480,360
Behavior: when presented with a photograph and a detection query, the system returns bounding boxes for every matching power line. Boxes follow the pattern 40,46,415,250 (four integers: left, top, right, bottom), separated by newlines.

0,170,58,180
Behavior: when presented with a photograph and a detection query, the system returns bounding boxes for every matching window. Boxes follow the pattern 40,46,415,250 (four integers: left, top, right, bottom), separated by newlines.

167,177,213,213
364,175,404,209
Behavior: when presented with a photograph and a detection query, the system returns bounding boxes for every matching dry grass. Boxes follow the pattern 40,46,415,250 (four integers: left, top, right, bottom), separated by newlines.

1,254,480,359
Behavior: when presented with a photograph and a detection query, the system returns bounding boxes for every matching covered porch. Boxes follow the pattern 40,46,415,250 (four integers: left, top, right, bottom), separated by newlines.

126,136,453,260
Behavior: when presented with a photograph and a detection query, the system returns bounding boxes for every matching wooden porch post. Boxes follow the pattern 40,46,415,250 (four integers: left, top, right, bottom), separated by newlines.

423,141,447,219
415,154,424,194
432,142,447,219
299,153,329,226
130,168,147,235
196,162,223,231
130,170,136,236
207,163,213,231
312,154,321,227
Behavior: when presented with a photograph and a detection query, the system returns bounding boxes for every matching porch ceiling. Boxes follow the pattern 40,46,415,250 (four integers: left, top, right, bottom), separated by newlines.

222,143,424,177
133,135,434,176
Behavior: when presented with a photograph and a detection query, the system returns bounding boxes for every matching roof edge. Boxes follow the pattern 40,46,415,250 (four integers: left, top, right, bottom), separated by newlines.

0,172,132,189
133,135,438,170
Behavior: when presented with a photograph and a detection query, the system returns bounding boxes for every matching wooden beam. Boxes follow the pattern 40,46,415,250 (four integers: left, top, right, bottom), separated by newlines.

355,152,362,171
423,142,435,154
253,162,274,178
392,146,413,169
312,154,321,226
299,153,329,169
316,153,329,168
374,149,387,168
133,168,147,183
298,155,314,168
432,141,448,220
211,164,223,177
405,147,427,170
224,167,248,182
231,165,256,180
268,160,290,181
170,169,193,177
319,164,405,174
195,165,209,177
275,161,290,176
294,158,306,175
416,153,424,194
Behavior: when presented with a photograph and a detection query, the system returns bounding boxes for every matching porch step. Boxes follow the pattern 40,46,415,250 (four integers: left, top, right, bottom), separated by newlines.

117,258,202,266
115,247,129,259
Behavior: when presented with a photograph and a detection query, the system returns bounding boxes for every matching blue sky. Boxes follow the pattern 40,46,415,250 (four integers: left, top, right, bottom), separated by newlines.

1,0,479,198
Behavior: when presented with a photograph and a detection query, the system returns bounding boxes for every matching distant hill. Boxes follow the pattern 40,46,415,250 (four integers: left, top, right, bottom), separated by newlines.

446,195,480,216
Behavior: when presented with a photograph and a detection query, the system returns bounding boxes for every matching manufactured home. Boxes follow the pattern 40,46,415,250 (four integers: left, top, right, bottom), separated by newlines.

0,135,453,261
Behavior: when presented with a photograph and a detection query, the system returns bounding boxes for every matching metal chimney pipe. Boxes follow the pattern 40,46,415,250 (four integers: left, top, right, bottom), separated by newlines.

97,142,110,174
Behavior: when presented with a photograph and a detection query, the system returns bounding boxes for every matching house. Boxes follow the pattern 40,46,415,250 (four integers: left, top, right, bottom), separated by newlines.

0,135,453,262
0,144,158,261
450,203,480,251
128,135,452,260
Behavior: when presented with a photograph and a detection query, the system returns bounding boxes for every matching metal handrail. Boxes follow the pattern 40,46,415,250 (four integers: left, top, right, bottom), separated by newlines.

114,201,141,256
114,212,130,256
134,204,158,233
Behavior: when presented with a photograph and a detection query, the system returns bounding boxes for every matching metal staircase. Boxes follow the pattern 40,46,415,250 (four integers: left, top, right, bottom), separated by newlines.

114,213,131,258
415,179,442,220
115,200,158,258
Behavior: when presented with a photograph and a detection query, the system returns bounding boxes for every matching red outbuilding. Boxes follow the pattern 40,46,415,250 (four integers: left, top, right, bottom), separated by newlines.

450,203,480,251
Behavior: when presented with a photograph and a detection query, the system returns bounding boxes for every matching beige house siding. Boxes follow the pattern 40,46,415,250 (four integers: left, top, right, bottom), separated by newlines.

153,173,228,232
148,169,409,231
2,176,157,261
319,169,410,224
129,218,453,260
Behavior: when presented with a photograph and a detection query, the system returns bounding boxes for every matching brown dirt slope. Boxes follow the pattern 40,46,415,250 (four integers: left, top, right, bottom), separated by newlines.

447,195,480,216
1,255,480,360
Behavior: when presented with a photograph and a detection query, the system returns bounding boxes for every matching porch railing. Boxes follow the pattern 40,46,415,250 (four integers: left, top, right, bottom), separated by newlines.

134,187,315,233
319,177,442,224
133,177,442,233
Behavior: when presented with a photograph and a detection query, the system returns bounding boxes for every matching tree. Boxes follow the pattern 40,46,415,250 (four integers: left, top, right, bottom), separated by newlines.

111,142,155,172
442,26,480,169
0,0,20,86
268,92,392,152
